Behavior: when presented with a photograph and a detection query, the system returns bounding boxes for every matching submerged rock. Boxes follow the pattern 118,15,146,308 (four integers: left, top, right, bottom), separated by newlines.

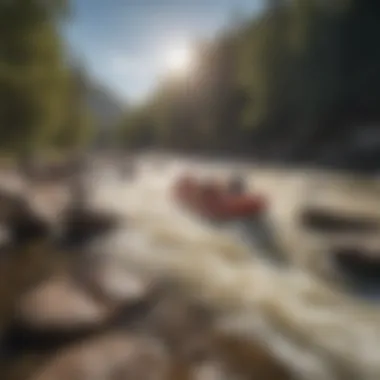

300,207,380,234
0,189,52,245
81,257,151,307
58,207,120,249
142,286,214,357
142,287,293,379
213,333,293,380
0,177,120,250
332,245,380,283
3,275,295,380
16,276,110,332
30,333,169,380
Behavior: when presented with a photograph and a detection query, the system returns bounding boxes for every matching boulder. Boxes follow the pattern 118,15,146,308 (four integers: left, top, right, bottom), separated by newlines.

30,333,169,380
332,245,380,283
80,257,151,307
0,192,52,245
212,333,293,380
300,207,380,234
58,207,120,249
142,285,215,359
16,276,110,332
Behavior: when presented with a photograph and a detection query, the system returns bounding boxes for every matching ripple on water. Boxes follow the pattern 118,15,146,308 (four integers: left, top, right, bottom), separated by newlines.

94,164,380,380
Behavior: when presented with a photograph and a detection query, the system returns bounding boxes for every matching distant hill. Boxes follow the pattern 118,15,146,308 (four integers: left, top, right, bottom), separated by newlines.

86,83,126,129
85,82,126,148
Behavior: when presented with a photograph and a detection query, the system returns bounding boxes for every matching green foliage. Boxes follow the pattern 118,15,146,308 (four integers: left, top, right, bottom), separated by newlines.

52,66,95,152
120,0,380,160
0,0,93,157
119,105,156,149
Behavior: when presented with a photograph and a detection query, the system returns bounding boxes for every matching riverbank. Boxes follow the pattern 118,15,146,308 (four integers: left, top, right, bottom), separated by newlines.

0,169,296,380
138,149,380,179
2,158,380,380
0,239,294,380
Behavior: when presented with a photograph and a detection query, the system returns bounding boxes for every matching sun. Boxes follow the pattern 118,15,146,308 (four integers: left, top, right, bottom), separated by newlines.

165,46,193,74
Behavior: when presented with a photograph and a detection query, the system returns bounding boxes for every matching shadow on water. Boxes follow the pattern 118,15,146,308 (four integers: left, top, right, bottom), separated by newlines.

300,201,380,300
301,208,380,235
331,247,380,301
1,290,155,359
220,216,289,266
4,159,380,380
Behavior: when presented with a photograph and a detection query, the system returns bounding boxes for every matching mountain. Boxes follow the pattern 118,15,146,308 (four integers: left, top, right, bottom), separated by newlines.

85,82,126,148
86,83,126,129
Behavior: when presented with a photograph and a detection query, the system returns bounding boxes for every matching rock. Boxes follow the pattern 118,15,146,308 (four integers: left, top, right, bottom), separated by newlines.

82,257,151,307
0,172,119,248
300,207,380,234
190,360,233,380
58,207,120,249
0,188,53,244
142,286,215,359
28,183,72,225
212,333,293,380
332,245,380,283
16,276,110,332
8,212,52,245
0,225,11,248
4,281,294,380
30,333,169,380
141,287,292,379
0,243,67,340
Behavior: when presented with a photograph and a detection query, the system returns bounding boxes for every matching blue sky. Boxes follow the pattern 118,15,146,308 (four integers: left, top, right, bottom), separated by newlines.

64,0,264,104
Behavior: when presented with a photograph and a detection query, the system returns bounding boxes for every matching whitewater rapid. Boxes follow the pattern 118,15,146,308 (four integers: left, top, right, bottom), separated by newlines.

90,158,380,380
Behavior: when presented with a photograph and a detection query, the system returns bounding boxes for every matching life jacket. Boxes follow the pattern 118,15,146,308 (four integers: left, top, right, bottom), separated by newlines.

175,175,198,202
228,177,245,195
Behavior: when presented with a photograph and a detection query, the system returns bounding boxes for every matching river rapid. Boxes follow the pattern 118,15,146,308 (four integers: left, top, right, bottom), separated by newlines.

88,156,380,380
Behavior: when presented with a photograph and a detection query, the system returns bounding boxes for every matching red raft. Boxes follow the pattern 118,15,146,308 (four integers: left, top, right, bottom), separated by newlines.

172,175,267,221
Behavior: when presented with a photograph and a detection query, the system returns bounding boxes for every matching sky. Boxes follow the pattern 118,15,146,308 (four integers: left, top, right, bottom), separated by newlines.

64,0,264,104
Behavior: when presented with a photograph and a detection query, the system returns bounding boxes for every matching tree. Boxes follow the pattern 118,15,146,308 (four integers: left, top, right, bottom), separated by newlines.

0,0,69,156
120,0,380,165
52,66,95,152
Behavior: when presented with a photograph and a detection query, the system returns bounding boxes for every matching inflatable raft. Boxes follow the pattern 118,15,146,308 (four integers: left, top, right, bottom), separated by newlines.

172,175,286,264
172,176,267,221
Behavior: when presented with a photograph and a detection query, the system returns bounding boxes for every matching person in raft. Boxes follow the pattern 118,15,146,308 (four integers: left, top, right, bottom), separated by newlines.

228,175,246,195
120,158,134,180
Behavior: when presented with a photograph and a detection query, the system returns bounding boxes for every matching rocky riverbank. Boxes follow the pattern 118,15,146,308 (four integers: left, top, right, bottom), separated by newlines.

0,178,295,380
0,246,294,380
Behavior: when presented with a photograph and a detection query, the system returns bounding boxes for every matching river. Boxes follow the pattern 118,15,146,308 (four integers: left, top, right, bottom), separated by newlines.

86,156,380,380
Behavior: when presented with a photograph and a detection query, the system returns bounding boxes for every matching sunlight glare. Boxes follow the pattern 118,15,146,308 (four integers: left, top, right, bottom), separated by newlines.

165,46,193,74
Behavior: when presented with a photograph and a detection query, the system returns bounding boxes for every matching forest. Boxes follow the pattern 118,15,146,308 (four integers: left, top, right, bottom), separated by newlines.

119,0,380,168
0,0,93,159
2,0,380,169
